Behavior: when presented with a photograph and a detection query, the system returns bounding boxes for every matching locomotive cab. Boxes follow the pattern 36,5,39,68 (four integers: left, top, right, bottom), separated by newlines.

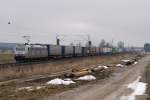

14,44,48,61
14,44,27,60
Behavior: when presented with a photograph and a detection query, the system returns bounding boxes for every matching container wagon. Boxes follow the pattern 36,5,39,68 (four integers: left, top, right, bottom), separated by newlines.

14,44,117,61
48,45,62,58
62,46,74,57
74,46,82,56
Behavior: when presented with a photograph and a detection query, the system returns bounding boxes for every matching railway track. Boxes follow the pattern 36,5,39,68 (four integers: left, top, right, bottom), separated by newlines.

0,60,52,68
0,53,137,68
0,55,100,68
0,56,86,68
0,68,72,85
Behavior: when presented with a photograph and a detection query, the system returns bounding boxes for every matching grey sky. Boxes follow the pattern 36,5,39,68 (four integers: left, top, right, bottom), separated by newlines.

0,0,149,46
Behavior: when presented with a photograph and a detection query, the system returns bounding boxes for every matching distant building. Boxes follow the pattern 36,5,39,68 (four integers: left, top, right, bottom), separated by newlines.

144,43,150,52
124,47,144,52
132,47,144,52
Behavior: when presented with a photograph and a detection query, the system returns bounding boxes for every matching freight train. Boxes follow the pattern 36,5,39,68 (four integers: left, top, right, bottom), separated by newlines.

14,44,119,61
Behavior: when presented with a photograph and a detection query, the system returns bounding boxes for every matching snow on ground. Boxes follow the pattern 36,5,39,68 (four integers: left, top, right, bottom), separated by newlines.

17,86,34,91
36,86,46,90
134,62,138,65
128,76,147,95
46,78,75,85
116,64,124,67
64,78,72,81
103,66,108,69
17,86,46,91
120,76,147,100
120,96,135,100
121,60,131,62
17,79,75,91
77,75,96,81
98,65,108,69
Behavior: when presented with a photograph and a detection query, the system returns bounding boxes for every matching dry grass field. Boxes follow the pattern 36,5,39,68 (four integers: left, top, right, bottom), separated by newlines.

0,53,144,100
0,54,15,63
0,53,145,100
0,53,139,82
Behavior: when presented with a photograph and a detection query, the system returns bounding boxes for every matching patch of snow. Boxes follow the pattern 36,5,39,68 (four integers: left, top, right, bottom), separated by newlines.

103,66,108,69
134,62,138,65
63,80,75,85
122,60,130,62
120,76,147,100
36,86,46,90
64,78,72,81
116,64,124,67
47,78,63,85
17,86,34,91
46,78,75,85
128,76,147,95
17,86,46,91
77,75,96,81
98,65,108,69
120,96,135,100
98,66,103,68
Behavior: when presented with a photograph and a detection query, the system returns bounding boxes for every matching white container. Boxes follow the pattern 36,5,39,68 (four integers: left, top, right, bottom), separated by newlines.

65,46,74,56
49,45,62,56
75,46,82,54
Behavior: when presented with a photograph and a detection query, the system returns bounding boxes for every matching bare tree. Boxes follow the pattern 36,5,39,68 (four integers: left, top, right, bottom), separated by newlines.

85,41,92,47
76,42,82,46
118,41,124,49
99,39,106,47
105,42,111,47
70,42,74,46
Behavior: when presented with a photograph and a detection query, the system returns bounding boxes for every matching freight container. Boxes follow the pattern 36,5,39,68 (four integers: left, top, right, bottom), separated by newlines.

99,48,103,55
82,47,89,56
63,46,74,57
102,47,112,55
26,45,48,58
89,47,96,56
96,47,100,55
48,45,62,57
74,46,82,56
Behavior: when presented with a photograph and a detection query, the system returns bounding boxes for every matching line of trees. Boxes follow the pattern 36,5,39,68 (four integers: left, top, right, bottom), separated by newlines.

69,38,125,49
99,39,124,49
144,43,150,52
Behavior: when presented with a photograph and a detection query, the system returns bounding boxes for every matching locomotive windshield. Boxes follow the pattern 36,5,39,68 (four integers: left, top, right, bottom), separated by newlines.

16,48,25,51
14,44,26,55
15,44,26,51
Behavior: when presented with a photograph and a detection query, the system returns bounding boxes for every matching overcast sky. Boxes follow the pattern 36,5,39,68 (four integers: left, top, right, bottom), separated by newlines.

0,0,149,47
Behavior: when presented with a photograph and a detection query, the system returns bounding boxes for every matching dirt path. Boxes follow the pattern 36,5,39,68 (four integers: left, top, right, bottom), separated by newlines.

42,55,150,100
